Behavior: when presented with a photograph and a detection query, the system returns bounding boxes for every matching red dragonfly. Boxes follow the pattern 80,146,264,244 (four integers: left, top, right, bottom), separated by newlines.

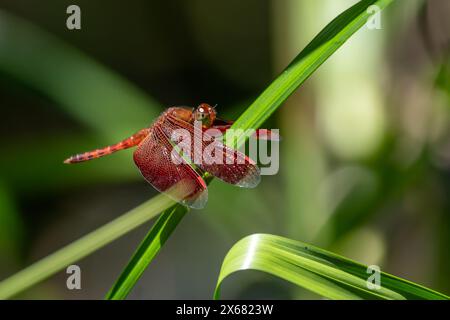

64,103,278,209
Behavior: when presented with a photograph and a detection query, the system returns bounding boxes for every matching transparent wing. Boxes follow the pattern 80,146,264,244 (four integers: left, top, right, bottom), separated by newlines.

133,127,207,209
163,115,261,188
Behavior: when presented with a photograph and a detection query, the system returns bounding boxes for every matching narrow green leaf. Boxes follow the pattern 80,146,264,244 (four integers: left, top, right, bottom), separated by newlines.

105,0,396,300
0,0,396,299
227,0,394,147
106,205,188,300
0,194,176,299
214,234,450,300
104,174,213,300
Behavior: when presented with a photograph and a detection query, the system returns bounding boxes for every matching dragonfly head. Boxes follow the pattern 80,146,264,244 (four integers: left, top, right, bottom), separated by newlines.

193,103,216,128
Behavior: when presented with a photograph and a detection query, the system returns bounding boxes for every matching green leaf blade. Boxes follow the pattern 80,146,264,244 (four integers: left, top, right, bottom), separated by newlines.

0,194,176,299
214,234,449,300
105,205,188,300
0,0,401,300
228,0,394,147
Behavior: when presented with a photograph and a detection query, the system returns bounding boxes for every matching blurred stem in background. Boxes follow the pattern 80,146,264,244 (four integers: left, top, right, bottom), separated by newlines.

271,0,403,298
309,0,388,263
273,0,387,260
0,181,24,269
272,0,328,243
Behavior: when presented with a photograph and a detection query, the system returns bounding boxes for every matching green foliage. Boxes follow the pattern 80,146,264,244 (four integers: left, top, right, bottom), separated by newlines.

228,0,394,147
214,234,449,300
0,194,175,299
6,0,439,301
106,205,187,300
103,0,396,300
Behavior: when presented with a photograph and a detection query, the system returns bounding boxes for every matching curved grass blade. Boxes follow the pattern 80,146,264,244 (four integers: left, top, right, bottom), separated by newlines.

214,234,450,300
106,205,188,300
105,174,213,299
0,0,396,299
106,0,396,300
227,0,394,148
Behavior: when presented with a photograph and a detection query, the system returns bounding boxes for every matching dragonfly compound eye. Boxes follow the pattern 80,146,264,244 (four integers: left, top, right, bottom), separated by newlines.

194,103,216,127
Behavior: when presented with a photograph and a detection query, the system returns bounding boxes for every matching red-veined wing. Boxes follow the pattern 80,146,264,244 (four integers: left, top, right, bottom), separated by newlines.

133,127,208,209
163,115,261,188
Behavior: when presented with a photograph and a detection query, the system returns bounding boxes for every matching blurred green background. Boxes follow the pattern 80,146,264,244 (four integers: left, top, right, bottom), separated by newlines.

0,0,449,299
